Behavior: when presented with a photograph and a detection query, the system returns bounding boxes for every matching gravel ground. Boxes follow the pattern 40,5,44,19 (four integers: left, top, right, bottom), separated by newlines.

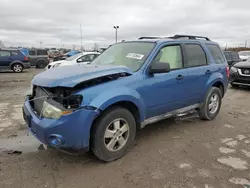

0,69,250,188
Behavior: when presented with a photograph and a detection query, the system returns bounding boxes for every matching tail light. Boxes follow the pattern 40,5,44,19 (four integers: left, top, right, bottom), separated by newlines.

226,66,230,78
24,56,29,61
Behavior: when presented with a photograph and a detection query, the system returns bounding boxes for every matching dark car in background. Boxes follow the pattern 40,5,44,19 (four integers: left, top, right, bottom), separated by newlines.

0,48,30,73
229,58,250,88
28,48,50,68
223,51,241,67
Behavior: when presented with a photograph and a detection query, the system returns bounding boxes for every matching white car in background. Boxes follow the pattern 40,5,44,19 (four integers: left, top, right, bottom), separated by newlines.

238,51,250,61
45,52,100,69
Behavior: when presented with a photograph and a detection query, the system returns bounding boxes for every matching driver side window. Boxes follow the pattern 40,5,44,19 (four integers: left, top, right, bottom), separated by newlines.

77,55,89,63
153,45,183,70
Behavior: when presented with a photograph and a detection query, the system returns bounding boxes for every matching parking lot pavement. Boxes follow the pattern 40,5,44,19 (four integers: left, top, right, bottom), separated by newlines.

0,69,250,188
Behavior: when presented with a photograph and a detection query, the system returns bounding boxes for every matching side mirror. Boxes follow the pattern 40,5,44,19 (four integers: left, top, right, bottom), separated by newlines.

149,62,171,74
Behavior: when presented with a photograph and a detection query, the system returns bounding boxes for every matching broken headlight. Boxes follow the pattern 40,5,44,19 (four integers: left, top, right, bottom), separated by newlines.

42,101,72,119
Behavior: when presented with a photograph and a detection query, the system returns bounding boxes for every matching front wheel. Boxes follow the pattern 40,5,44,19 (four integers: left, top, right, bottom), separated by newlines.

91,107,136,162
198,87,222,120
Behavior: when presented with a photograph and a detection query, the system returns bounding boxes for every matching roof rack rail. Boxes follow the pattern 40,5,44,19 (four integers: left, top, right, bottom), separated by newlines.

138,37,165,40
171,35,211,41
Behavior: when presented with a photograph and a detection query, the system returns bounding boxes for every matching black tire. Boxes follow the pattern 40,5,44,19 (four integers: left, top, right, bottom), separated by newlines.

36,60,47,68
91,107,136,162
12,63,23,73
198,87,222,120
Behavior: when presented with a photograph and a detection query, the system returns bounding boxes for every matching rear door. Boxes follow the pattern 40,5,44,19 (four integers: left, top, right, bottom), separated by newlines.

0,50,11,67
182,43,211,104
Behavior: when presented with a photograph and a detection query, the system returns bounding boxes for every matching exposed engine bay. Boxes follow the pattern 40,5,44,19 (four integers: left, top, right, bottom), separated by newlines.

29,72,130,116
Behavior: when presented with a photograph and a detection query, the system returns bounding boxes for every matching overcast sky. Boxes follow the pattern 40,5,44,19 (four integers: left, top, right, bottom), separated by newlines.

0,0,249,49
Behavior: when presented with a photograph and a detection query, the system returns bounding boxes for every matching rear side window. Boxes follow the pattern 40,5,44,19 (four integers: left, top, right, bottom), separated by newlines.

223,52,231,61
206,44,225,64
11,51,19,56
29,50,36,55
184,44,207,67
0,51,11,57
231,52,240,60
37,49,48,55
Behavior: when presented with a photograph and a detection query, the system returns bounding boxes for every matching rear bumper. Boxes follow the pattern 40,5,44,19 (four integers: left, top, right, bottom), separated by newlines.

23,98,99,151
23,63,31,69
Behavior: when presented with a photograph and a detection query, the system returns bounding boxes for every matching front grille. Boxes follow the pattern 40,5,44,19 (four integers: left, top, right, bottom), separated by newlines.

240,68,250,75
31,86,48,116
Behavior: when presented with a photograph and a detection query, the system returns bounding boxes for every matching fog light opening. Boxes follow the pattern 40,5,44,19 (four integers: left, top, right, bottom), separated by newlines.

48,135,64,146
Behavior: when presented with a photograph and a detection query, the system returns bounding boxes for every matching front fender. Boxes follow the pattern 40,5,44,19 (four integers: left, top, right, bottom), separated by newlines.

88,87,146,122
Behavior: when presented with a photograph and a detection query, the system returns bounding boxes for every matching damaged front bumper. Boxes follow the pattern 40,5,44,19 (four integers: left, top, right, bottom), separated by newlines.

23,98,99,153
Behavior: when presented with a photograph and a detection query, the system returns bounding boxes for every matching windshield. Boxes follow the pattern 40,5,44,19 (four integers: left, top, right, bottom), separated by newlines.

91,42,155,72
238,51,250,56
65,53,81,61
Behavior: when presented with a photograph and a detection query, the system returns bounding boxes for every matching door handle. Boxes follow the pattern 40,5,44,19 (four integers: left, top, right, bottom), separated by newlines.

205,70,212,74
176,74,184,80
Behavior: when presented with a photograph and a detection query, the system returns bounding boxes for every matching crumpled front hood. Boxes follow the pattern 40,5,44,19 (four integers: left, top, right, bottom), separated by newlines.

32,64,133,87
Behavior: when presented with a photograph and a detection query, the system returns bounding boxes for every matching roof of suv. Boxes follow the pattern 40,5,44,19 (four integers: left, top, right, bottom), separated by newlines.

0,48,20,51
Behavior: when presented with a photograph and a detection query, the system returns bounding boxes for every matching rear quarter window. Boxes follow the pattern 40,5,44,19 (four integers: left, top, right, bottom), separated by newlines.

37,50,48,55
206,44,225,64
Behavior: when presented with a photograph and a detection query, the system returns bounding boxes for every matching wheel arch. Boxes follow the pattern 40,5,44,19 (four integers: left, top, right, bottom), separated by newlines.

205,73,227,98
10,61,24,68
212,81,225,97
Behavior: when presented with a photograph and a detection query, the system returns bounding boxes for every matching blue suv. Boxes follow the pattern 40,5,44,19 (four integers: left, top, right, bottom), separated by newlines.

0,48,30,72
23,35,229,162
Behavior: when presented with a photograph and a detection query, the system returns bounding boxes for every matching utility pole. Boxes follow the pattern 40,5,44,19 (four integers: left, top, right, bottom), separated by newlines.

80,24,83,51
113,26,119,43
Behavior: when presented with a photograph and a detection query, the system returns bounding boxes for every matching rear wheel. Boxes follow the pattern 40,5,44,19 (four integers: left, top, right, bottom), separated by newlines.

91,107,136,162
198,87,222,120
36,60,47,68
12,63,23,73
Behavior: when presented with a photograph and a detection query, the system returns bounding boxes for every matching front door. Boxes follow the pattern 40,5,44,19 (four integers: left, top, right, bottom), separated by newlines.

138,44,188,119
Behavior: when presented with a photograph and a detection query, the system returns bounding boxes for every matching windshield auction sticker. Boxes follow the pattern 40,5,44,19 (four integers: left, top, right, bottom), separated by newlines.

126,53,144,60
